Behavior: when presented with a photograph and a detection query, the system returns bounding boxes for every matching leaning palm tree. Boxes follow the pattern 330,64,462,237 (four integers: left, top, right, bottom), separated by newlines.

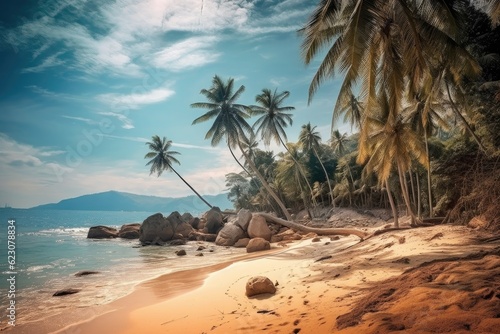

191,76,291,220
299,123,335,205
145,135,212,209
251,88,316,205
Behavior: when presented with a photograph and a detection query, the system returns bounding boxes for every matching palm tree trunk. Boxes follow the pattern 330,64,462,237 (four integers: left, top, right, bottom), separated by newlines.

397,162,418,227
385,179,399,228
409,170,416,208
313,146,335,206
445,82,487,153
416,170,422,218
169,166,213,209
238,143,292,220
424,130,433,217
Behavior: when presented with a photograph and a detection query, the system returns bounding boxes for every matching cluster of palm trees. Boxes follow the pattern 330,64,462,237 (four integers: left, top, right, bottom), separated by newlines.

145,1,499,225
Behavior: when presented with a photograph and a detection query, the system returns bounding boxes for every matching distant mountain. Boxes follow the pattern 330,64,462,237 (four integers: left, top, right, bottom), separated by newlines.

31,190,234,213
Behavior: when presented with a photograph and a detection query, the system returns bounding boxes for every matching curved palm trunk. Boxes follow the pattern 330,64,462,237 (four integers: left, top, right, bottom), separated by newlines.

312,146,335,205
257,212,368,239
279,137,317,207
169,166,213,209
445,82,487,153
424,130,433,217
385,179,399,228
238,143,292,220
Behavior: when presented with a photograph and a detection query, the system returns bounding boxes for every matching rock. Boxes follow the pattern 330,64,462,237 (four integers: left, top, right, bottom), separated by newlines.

247,215,272,241
234,238,250,248
87,226,118,239
139,212,194,245
203,207,224,234
118,223,141,239
181,212,193,223
245,276,276,297
271,235,283,243
246,237,271,253
53,288,81,296
176,249,187,256
312,237,321,242
74,270,100,277
190,217,201,229
169,239,186,246
215,224,245,246
235,209,252,231
189,231,217,242
196,245,206,251
197,218,206,231
330,236,340,241
277,229,302,241
195,253,204,257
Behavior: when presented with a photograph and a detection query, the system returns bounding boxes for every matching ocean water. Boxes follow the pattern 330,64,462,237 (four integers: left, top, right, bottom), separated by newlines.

0,209,245,327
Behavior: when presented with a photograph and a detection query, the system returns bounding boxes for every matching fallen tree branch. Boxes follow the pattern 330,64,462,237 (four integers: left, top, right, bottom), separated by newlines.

256,213,368,240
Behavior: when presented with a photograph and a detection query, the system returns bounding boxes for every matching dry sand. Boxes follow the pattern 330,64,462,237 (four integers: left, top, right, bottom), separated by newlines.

45,223,500,334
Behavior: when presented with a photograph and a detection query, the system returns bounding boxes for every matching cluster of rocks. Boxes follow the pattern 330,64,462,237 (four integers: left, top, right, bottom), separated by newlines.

87,207,317,254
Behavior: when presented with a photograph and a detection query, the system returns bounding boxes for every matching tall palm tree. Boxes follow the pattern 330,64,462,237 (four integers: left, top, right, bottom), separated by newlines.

359,94,428,227
145,135,212,209
251,88,316,205
191,76,291,220
299,123,334,205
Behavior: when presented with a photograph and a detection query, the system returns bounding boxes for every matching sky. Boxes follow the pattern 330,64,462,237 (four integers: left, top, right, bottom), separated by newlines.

0,0,347,208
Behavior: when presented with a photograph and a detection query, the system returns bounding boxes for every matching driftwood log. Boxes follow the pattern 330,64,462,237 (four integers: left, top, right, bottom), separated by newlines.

257,213,369,240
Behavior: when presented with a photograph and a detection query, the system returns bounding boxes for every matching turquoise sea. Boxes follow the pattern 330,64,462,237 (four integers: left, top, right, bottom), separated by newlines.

0,209,244,328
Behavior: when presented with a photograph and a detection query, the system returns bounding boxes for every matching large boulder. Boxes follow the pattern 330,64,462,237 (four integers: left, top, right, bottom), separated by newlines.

246,237,271,253
245,276,276,297
215,224,245,246
247,215,272,241
139,212,194,245
203,207,224,234
118,223,141,239
87,226,118,239
235,209,252,231
181,212,193,223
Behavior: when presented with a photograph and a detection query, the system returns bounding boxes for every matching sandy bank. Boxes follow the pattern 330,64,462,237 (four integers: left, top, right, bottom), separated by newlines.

48,224,499,334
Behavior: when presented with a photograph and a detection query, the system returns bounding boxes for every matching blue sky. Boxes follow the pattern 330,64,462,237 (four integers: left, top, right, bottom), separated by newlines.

0,0,346,208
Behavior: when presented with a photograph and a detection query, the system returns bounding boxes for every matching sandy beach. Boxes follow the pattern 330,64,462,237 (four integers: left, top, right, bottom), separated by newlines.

20,222,496,334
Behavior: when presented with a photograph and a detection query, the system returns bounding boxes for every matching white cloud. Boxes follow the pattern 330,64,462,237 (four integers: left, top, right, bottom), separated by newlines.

0,133,72,207
152,36,221,71
97,88,175,109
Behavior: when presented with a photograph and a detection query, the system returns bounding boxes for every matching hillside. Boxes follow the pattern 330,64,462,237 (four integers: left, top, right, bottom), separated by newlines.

31,190,234,213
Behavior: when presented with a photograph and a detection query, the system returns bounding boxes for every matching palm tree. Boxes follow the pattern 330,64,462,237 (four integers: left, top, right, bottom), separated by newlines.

251,88,316,206
299,123,334,205
145,135,212,209
330,130,349,157
191,76,291,220
359,94,428,227
276,143,310,211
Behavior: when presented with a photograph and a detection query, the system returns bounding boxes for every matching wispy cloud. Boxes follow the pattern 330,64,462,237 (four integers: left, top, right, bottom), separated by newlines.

97,88,175,109
62,115,100,125
27,85,80,100
97,111,134,129
152,36,221,72
22,51,65,73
